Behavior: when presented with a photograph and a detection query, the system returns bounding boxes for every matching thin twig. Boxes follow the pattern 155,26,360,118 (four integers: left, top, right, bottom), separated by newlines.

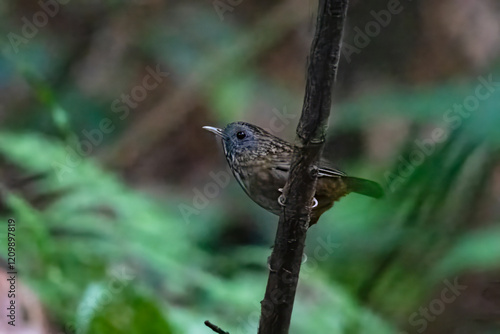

204,320,230,334
257,1,349,334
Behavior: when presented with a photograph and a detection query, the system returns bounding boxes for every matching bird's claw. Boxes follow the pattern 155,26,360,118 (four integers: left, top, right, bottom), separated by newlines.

311,197,318,208
267,256,277,272
278,194,286,206
277,188,286,206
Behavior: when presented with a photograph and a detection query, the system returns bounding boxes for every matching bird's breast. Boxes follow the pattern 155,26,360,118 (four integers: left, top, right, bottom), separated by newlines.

234,164,287,215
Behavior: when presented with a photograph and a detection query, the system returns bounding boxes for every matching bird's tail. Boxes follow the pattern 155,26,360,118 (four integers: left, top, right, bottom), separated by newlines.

344,176,384,199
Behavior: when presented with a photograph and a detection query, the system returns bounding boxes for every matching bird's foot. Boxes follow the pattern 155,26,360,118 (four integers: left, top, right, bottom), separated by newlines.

277,188,318,209
267,256,277,272
277,188,286,206
278,194,286,206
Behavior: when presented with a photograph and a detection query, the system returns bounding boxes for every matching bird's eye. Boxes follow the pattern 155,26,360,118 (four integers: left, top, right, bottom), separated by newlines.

236,131,246,140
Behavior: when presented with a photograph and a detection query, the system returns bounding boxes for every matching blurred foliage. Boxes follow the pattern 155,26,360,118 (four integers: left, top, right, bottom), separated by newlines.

1,1,500,334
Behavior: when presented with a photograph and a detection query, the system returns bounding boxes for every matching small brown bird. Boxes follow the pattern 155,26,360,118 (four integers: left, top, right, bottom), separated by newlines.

203,122,383,224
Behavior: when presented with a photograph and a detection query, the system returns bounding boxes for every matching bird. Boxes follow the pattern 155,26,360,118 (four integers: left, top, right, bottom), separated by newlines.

203,122,383,225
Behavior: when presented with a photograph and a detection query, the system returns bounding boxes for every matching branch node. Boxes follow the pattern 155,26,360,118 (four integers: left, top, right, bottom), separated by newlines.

309,165,319,178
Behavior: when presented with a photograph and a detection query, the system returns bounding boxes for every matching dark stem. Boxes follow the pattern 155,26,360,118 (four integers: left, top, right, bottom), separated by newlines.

257,1,349,334
205,320,230,334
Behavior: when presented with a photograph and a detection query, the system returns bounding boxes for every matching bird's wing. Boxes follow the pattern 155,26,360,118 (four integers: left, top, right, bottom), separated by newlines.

318,166,346,178
318,158,346,177
271,158,346,178
270,159,292,174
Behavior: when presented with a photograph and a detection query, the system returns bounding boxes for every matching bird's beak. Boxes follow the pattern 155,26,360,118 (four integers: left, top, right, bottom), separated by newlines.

202,126,225,138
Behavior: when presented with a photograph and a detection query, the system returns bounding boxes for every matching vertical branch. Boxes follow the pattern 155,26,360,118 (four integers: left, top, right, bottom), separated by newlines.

257,1,349,334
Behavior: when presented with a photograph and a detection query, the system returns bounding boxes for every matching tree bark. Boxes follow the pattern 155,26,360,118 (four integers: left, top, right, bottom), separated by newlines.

257,1,349,333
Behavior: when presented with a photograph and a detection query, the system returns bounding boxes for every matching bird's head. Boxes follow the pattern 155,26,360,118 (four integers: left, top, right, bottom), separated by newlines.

203,122,271,159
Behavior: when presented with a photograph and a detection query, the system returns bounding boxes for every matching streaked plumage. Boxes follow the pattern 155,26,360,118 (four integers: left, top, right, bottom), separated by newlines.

203,122,383,224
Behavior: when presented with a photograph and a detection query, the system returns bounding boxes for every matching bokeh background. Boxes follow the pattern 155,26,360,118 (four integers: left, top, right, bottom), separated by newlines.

1,0,500,333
